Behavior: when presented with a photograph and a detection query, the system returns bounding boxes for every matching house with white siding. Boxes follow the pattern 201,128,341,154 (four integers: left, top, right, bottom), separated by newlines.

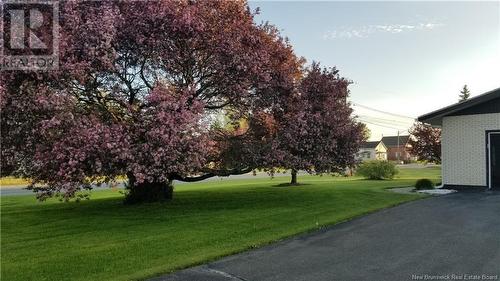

357,141,387,161
418,87,500,190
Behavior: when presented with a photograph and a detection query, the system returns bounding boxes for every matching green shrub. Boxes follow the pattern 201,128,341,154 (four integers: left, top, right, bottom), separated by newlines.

415,179,435,190
356,160,398,180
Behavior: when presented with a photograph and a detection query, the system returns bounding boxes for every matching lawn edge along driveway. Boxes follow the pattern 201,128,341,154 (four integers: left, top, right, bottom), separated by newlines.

151,191,500,281
150,194,429,281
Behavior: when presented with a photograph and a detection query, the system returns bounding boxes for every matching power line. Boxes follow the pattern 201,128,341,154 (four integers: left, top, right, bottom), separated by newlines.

357,118,409,130
358,118,410,129
357,115,414,127
359,119,402,130
352,102,416,120
356,115,413,129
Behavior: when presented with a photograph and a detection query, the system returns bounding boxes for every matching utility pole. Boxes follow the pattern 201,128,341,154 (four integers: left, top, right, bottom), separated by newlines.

396,129,409,163
397,130,400,162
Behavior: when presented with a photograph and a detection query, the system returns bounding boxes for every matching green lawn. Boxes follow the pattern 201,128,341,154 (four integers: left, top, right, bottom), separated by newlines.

1,167,440,281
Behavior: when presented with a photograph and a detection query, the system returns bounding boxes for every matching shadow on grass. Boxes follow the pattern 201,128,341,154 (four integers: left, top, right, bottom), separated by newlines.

273,182,313,187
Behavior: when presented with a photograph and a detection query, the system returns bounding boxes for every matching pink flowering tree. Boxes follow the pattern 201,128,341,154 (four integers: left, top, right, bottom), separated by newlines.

271,63,365,184
1,1,363,202
1,0,300,203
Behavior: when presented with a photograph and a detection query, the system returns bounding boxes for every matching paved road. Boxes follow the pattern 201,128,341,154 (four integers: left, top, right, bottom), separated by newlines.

0,182,127,196
151,191,500,281
0,172,303,196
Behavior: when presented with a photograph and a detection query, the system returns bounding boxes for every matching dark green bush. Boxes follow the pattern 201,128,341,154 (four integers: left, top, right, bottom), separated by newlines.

415,179,435,190
356,160,398,180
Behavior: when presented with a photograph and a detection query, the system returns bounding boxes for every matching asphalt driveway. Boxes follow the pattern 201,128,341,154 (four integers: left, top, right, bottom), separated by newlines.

151,191,500,281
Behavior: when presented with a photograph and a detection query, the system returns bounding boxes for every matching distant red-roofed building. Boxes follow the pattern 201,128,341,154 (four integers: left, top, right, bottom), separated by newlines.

381,135,415,162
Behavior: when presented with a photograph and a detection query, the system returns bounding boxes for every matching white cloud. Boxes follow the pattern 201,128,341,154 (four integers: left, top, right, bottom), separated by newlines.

323,22,443,40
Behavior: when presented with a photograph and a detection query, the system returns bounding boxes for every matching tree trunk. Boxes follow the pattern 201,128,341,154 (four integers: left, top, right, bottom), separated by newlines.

290,169,298,185
124,173,173,204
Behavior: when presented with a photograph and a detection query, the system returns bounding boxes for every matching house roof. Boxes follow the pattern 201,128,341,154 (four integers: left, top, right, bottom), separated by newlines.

418,87,500,126
360,141,381,149
381,135,410,148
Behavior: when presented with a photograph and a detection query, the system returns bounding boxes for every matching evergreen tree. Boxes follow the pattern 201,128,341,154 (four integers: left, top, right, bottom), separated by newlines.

459,85,471,102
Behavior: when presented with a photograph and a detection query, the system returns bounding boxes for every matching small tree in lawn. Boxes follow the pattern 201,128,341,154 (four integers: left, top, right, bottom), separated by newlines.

459,85,471,102
1,1,301,203
408,122,441,164
272,63,365,185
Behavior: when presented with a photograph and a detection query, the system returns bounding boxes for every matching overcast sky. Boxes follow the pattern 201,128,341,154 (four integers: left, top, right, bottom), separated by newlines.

249,1,500,140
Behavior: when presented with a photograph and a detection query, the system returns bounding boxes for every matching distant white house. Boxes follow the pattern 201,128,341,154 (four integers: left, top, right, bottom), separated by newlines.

419,87,500,190
357,141,387,161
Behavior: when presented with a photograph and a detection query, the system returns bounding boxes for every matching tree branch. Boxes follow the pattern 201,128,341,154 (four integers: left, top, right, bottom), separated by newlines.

171,167,254,182
140,59,153,90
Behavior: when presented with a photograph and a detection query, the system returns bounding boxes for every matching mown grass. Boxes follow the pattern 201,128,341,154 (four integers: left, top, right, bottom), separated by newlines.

1,167,440,281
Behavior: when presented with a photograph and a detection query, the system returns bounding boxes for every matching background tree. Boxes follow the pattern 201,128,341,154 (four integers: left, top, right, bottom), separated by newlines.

1,0,301,203
459,84,471,102
407,122,441,164
361,125,371,141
